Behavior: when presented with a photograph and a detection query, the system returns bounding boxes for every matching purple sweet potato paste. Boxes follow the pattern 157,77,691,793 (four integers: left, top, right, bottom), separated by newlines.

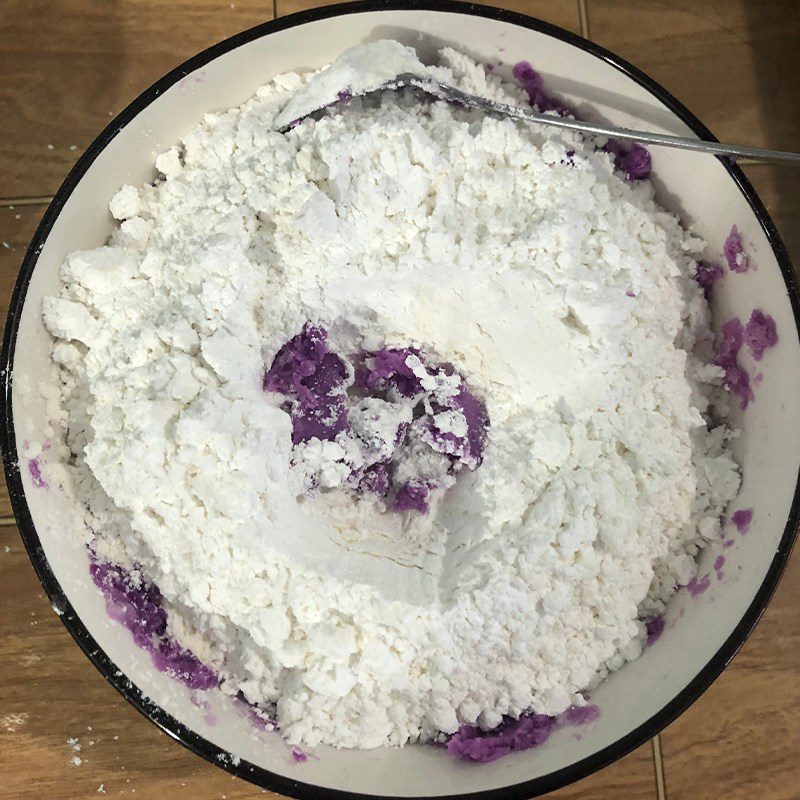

512,61,574,116
90,560,218,690
446,705,599,763
743,309,778,361
394,480,432,513
724,225,750,273
695,262,724,297
604,140,652,181
714,318,754,410
358,346,424,398
731,508,753,534
713,554,725,580
264,324,351,445
714,309,777,409
645,616,665,646
512,60,650,181
264,325,489,513
28,456,48,489
686,573,711,598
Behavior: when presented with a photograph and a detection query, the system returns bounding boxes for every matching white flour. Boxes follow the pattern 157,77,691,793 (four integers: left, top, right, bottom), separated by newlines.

42,42,739,748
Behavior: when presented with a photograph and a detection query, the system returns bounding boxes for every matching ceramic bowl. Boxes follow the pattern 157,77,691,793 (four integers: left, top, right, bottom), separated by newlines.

3,2,798,798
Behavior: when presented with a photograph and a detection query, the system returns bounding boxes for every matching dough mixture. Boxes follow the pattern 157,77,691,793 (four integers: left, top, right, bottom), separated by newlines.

42,41,740,749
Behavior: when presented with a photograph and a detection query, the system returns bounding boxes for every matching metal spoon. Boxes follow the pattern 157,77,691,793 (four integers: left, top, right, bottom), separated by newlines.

278,72,800,164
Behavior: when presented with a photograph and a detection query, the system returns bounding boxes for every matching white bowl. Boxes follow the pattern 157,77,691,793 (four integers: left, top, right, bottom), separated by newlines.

3,2,799,798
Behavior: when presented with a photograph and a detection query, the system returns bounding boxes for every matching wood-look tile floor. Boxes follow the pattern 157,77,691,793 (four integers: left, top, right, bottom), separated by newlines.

0,2,797,798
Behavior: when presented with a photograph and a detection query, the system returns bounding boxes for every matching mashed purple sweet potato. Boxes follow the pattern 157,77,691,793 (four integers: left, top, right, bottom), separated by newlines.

264,324,489,512
446,705,599,763
723,225,750,273
743,309,778,361
714,318,754,410
695,262,724,297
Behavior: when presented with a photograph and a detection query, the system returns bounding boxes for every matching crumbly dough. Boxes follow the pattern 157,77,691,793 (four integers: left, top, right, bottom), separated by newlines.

42,42,739,749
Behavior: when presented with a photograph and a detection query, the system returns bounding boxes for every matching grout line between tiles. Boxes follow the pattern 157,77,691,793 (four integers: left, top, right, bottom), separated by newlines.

652,734,667,800
0,196,53,208
578,0,590,40
272,0,278,19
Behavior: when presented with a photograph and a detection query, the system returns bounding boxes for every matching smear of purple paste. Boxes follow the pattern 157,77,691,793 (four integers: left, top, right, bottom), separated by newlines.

28,456,48,489
731,508,753,534
686,573,711,597
645,616,665,646
90,560,218,690
724,225,750,273
713,555,726,581
446,705,599,763
743,309,778,361
714,318,754,409
291,747,308,763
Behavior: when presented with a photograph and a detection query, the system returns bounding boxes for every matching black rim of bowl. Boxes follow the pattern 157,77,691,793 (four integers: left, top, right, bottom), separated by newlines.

2,2,799,798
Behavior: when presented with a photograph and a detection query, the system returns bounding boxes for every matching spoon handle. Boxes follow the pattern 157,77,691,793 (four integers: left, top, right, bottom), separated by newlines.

399,75,800,164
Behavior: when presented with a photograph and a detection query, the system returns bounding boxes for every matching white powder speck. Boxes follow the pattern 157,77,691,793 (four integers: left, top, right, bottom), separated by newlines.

98,785,106,794
47,144,54,150
42,41,738,750
2,712,29,732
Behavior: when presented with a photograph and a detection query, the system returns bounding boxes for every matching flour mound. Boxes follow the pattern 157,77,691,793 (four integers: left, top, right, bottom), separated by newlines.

42,42,739,749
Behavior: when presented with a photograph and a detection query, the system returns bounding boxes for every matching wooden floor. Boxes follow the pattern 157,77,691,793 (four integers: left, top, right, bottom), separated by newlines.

1,2,798,798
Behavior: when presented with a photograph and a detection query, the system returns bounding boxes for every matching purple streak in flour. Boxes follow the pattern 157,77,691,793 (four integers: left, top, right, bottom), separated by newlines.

90,560,218,690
